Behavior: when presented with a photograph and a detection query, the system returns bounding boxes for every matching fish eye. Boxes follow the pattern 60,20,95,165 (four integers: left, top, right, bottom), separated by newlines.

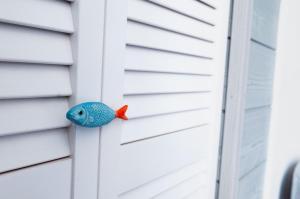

78,110,83,115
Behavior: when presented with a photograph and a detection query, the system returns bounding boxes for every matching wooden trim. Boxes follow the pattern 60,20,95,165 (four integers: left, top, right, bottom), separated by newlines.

70,0,106,199
97,0,127,199
218,0,254,198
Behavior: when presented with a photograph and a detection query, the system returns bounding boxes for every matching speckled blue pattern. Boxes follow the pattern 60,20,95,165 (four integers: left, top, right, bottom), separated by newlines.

66,102,116,128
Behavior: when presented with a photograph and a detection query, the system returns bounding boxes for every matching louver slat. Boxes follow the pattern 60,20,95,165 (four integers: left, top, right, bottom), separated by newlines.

0,159,72,199
0,0,74,33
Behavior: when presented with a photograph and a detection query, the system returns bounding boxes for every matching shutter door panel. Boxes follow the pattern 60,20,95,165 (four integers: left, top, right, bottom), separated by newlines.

119,125,210,194
126,46,214,75
0,23,72,64
99,0,230,198
0,159,72,199
103,0,229,199
0,0,73,192
120,161,206,199
0,128,70,173
238,0,281,197
0,0,74,33
0,63,71,99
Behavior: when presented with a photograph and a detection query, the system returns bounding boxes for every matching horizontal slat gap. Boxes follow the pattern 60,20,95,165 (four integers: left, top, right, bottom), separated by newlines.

121,124,208,145
146,0,215,26
127,44,213,60
128,18,214,43
125,69,212,76
245,104,271,111
250,38,276,51
124,69,213,76
0,156,70,175
124,90,211,97
239,161,265,180
194,0,216,10
128,107,210,120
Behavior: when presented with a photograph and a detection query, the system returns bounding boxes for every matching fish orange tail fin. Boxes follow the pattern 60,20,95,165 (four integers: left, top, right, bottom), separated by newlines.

115,105,128,120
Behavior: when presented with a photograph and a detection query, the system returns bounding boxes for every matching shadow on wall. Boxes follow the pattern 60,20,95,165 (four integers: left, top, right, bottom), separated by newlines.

279,162,298,199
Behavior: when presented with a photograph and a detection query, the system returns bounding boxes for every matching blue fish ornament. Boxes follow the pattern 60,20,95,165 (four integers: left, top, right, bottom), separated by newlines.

66,102,128,128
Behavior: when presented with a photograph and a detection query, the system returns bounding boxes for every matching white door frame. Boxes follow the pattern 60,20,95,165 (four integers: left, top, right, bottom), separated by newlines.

97,0,126,199
218,0,254,198
69,0,106,199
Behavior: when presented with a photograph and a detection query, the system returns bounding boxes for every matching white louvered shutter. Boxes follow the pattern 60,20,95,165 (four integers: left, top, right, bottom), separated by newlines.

98,0,231,199
0,0,73,198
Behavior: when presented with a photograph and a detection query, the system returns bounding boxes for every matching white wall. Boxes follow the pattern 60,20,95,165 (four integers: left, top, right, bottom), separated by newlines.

263,1,300,198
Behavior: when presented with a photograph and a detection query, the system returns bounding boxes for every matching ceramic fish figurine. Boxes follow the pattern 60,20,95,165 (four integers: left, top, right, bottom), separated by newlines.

66,102,128,128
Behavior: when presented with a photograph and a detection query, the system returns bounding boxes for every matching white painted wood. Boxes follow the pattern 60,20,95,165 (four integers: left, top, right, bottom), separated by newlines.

203,0,218,9
97,0,230,197
153,173,206,199
69,0,105,199
119,161,206,199
0,98,69,136
0,0,74,33
148,0,217,25
125,92,211,118
236,1,281,197
252,0,281,48
126,46,214,75
238,164,265,199
97,0,126,199
124,71,212,95
218,0,254,198
128,0,215,41
119,125,210,194
242,107,270,151
184,188,209,199
0,63,71,99
122,109,210,144
0,23,72,65
127,20,215,58
198,1,231,196
239,141,266,178
246,41,275,109
0,159,72,199
0,128,70,173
